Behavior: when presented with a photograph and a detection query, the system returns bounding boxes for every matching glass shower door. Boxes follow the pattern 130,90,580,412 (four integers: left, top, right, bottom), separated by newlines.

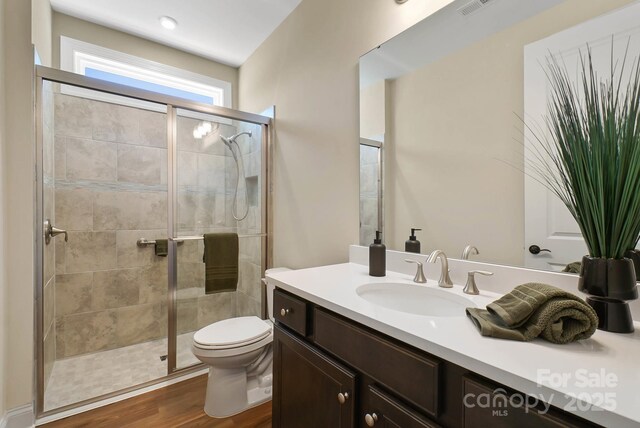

173,109,265,370
39,80,170,411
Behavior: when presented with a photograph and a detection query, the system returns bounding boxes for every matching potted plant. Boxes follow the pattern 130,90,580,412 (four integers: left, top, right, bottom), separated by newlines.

530,46,640,333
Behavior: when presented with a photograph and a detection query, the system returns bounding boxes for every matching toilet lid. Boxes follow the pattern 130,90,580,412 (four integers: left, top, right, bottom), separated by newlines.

194,316,271,348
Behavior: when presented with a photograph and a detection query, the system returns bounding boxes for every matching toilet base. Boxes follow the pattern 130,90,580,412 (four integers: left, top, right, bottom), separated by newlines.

203,366,273,418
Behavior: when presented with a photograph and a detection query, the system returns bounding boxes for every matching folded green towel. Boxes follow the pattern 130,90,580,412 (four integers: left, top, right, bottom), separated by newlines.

466,283,598,344
203,233,238,294
154,239,168,257
562,261,582,274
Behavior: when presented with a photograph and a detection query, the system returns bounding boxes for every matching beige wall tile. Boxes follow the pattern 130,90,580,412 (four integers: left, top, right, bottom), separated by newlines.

93,269,141,310
66,137,117,182
94,191,167,230
113,303,166,347
92,101,139,144
56,311,117,358
177,262,204,291
177,151,198,186
43,277,55,333
116,229,166,268
177,298,198,334
236,292,261,318
55,273,93,316
44,328,56,388
238,261,261,301
138,110,167,148
55,238,66,274
65,231,117,273
54,135,66,180
117,145,167,185
55,188,93,231
54,94,93,139
197,292,235,328
139,262,168,305
197,154,226,190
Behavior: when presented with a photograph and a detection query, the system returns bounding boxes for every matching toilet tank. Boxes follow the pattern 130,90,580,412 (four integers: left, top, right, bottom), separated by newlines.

264,268,291,321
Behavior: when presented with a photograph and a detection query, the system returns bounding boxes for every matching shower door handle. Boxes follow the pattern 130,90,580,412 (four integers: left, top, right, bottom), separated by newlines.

44,219,68,245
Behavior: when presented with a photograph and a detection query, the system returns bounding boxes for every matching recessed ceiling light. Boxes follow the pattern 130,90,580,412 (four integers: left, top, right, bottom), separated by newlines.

159,16,177,30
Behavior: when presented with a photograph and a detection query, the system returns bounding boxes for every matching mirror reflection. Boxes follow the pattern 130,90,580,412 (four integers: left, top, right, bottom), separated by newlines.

359,0,640,272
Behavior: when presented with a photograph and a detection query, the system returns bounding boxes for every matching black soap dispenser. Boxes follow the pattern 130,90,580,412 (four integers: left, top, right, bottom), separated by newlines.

405,228,422,253
369,231,386,277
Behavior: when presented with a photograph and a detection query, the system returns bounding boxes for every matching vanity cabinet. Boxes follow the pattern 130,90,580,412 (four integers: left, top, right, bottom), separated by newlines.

273,325,356,427
272,288,601,428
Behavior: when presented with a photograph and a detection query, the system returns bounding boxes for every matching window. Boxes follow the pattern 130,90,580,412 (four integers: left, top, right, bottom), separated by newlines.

60,36,232,109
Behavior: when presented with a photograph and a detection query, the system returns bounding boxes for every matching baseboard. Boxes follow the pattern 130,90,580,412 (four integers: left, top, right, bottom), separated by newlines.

2,405,34,428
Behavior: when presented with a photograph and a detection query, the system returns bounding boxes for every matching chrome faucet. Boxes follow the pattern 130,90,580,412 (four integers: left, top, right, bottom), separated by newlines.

461,245,479,260
463,270,493,295
404,259,427,283
427,250,453,288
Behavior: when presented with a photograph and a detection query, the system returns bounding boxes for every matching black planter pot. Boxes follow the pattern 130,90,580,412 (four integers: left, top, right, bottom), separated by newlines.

624,249,640,280
578,256,638,333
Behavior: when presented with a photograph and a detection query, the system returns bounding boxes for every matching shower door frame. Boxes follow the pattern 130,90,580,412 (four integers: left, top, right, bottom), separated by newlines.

34,65,273,419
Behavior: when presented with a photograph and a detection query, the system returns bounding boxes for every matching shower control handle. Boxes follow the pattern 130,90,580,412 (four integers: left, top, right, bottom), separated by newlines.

280,308,290,316
337,392,349,404
44,219,68,245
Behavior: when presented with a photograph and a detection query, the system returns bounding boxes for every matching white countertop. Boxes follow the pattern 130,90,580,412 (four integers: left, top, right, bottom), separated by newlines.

267,262,640,428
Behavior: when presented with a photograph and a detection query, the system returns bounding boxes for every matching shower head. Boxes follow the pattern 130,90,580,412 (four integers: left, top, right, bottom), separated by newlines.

220,130,252,150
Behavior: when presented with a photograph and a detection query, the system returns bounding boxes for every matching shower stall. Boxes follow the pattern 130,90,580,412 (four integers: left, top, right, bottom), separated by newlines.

35,66,272,417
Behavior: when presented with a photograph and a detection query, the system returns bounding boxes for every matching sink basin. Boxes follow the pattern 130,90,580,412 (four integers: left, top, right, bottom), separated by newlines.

356,283,476,317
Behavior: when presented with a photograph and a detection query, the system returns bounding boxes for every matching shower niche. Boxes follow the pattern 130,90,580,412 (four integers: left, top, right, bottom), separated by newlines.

35,68,272,416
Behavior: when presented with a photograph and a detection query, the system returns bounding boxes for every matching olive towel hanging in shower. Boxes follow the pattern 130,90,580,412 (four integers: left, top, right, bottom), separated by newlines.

203,233,239,294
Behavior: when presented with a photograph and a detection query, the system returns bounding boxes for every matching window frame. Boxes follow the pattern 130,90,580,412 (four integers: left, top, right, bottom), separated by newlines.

59,36,233,111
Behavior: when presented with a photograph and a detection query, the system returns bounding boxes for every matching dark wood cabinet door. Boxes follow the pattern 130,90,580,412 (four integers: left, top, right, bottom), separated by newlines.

362,386,441,428
273,325,356,428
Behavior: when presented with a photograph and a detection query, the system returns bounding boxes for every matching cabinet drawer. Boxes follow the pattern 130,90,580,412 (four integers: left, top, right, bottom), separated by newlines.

273,289,308,336
462,376,597,428
363,386,441,428
314,308,440,417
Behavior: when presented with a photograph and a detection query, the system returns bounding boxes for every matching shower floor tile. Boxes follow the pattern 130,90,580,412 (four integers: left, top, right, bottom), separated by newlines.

45,332,200,411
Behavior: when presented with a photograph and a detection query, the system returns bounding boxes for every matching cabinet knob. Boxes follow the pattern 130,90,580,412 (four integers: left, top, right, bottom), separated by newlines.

337,392,349,404
365,413,379,426
280,308,290,316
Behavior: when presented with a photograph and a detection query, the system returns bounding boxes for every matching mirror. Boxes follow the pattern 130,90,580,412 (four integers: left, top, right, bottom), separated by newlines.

359,0,640,272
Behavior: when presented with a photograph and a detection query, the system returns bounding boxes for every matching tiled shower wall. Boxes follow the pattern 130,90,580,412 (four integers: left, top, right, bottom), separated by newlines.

53,93,171,359
43,83,56,387
52,93,264,360
360,145,380,245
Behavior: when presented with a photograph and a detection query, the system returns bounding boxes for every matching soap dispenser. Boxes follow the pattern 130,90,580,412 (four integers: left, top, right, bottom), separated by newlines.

405,228,422,253
369,231,386,277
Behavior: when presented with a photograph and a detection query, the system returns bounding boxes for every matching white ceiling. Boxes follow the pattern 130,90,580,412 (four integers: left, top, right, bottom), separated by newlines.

50,0,302,67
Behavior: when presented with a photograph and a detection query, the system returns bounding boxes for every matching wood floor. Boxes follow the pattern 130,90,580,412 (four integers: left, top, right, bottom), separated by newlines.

41,375,272,428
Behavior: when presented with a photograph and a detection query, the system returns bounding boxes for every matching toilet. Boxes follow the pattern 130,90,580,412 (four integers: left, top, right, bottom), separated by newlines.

191,268,289,418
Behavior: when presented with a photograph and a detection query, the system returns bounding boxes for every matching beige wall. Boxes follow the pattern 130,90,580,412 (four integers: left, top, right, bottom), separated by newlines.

4,0,34,411
385,0,635,265
32,0,52,66
52,13,240,108
239,0,456,269
359,81,385,140
0,0,7,418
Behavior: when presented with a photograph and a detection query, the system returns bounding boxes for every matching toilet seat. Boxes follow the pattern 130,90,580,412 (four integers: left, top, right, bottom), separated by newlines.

194,316,272,350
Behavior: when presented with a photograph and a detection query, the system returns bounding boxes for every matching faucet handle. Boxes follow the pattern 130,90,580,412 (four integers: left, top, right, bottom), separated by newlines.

464,270,493,295
404,259,427,283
